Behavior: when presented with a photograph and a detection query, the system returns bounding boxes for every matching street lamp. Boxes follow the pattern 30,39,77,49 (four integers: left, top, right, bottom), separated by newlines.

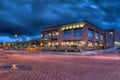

15,34,18,37
14,34,19,50
41,34,43,37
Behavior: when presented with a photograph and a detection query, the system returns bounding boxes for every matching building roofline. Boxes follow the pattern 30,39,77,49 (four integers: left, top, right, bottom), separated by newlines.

83,20,104,30
42,20,103,31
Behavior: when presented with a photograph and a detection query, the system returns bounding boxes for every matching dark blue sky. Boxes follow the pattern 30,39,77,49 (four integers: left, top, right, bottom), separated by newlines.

0,0,120,42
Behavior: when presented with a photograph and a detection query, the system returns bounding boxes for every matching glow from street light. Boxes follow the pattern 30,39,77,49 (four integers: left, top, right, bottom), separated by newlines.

15,34,18,37
12,64,17,69
41,34,43,37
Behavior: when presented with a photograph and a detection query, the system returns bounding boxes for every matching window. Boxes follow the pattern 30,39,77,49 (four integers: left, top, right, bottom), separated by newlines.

88,41,94,49
95,32,99,39
88,29,94,38
74,28,83,36
106,36,110,42
64,30,72,38
106,36,113,42
44,34,49,38
51,33,57,39
100,34,104,40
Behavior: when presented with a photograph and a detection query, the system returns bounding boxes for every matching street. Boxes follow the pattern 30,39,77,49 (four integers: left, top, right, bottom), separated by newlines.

0,50,120,80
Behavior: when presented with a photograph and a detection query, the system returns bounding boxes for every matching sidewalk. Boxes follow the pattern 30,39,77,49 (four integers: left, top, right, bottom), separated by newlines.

33,50,105,55
1,48,120,55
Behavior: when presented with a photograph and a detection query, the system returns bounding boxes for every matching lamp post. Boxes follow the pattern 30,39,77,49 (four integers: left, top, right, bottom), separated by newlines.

14,34,18,50
14,34,19,42
15,34,18,38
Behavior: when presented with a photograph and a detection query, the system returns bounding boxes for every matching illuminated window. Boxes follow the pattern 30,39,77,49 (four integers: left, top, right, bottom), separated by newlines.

88,41,94,49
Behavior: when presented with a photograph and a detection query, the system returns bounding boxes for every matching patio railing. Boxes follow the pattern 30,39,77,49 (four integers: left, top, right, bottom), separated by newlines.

41,47,82,52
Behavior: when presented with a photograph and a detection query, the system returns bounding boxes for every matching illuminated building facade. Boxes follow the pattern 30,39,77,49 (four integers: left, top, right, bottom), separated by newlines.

41,20,105,51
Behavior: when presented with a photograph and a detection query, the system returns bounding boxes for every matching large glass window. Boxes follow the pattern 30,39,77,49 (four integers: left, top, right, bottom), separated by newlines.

64,30,72,38
106,36,113,42
95,32,99,39
100,34,104,40
88,29,94,38
74,28,83,36
44,34,49,38
88,41,94,49
51,33,57,39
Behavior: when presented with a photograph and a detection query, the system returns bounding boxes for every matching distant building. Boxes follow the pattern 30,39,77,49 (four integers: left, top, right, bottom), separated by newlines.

105,29,120,48
41,20,120,51
0,42,3,48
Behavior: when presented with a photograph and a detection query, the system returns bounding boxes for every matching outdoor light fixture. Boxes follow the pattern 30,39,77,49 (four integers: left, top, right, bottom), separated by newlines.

115,41,118,44
48,42,51,46
81,41,85,45
73,25,76,28
80,22,85,27
56,32,59,35
49,33,51,36
76,25,79,28
12,64,17,69
69,26,72,29
66,27,69,30
66,42,69,45
61,42,64,45
70,42,73,45
62,27,65,31
40,43,43,46
61,22,85,31
56,42,58,45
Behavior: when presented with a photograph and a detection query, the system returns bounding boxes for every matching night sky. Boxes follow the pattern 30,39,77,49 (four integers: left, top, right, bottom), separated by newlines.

0,0,120,42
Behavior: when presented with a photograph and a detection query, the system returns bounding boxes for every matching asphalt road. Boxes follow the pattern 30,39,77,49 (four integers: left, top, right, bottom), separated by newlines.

0,50,120,80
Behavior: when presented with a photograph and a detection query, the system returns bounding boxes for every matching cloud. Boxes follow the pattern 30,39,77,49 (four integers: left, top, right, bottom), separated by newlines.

0,0,120,42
